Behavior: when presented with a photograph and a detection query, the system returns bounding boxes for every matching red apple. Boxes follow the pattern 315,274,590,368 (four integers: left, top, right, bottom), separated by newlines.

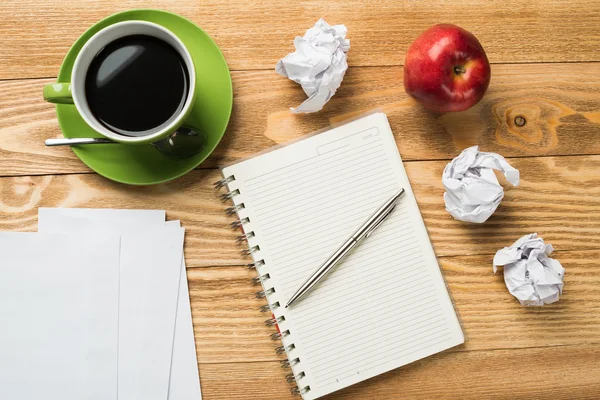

403,24,491,112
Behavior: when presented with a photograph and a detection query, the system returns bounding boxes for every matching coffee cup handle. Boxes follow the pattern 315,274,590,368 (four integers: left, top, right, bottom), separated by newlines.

43,83,74,104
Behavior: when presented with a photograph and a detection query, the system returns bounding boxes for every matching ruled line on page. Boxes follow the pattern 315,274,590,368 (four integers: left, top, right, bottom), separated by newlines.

278,225,416,286
252,162,392,223
299,294,442,352
259,180,402,240
266,210,410,260
316,334,454,386
311,317,449,375
265,205,412,270
291,277,439,342
247,150,389,205
250,153,391,218
292,268,433,328
244,139,384,190
314,327,452,377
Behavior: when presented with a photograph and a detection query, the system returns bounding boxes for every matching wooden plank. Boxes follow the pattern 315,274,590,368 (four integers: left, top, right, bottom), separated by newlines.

2,63,599,176
0,79,92,175
1,0,600,78
198,344,600,399
0,172,599,362
1,152,599,259
408,154,600,257
189,250,600,363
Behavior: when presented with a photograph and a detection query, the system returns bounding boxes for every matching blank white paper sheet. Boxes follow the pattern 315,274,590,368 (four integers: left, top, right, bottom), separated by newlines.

0,232,121,400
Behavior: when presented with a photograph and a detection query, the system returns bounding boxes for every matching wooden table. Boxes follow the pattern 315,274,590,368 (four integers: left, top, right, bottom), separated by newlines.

2,1,600,398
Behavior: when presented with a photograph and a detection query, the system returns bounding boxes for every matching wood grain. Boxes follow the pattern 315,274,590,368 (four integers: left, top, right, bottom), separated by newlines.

2,1,600,398
1,171,598,394
3,168,598,363
2,63,600,176
187,249,600,363
198,344,600,399
1,153,599,261
2,165,599,363
0,79,92,176
1,0,600,79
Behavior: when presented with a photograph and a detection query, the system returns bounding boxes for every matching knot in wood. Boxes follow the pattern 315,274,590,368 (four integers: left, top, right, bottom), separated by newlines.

514,116,527,127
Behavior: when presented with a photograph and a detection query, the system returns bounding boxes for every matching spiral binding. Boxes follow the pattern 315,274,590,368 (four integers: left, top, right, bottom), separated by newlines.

287,371,306,382
225,204,245,216
237,231,255,244
276,343,296,354
265,315,285,326
215,174,310,397
281,357,300,368
219,189,240,202
231,217,250,230
260,301,280,312
214,175,235,189
271,329,289,340
246,259,265,269
256,287,276,299
251,273,270,285
241,245,260,256
291,386,311,395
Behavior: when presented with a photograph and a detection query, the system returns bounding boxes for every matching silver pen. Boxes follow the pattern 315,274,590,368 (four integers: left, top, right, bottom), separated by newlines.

285,188,405,308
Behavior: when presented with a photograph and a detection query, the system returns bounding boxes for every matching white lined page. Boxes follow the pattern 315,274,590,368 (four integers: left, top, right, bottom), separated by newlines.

223,113,463,399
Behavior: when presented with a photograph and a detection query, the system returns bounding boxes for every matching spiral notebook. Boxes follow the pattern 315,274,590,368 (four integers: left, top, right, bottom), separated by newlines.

216,112,464,399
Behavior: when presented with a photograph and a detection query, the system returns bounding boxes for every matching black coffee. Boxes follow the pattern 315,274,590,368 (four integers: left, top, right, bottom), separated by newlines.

85,35,189,137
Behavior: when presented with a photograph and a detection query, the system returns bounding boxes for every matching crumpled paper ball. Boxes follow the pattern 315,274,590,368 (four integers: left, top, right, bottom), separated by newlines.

493,233,565,306
275,18,350,113
442,146,519,223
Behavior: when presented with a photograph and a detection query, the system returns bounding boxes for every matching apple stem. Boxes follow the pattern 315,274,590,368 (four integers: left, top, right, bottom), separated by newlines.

454,65,466,75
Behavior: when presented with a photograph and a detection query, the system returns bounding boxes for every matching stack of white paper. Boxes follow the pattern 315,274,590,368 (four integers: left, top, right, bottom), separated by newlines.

0,208,202,400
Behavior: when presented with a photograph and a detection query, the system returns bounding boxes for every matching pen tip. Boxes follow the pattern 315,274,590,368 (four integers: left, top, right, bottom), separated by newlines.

285,304,289,308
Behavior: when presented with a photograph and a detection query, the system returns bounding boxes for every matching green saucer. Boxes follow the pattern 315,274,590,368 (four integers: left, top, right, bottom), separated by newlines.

55,9,232,185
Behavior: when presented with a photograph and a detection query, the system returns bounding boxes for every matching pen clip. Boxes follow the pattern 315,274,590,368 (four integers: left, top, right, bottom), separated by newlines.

365,204,397,238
